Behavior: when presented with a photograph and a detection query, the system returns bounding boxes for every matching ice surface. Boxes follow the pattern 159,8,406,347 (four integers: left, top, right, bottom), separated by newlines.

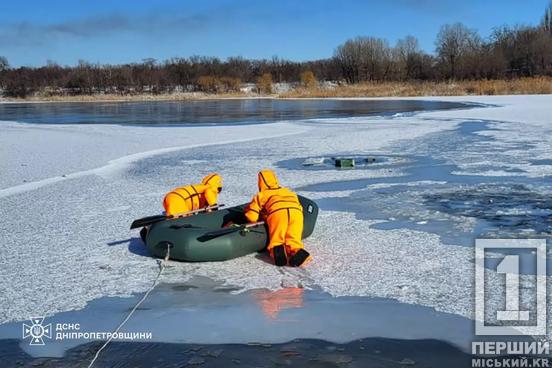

1,95,551,342
0,121,308,192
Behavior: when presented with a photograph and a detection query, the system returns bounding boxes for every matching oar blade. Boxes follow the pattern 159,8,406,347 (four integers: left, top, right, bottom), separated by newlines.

130,215,166,229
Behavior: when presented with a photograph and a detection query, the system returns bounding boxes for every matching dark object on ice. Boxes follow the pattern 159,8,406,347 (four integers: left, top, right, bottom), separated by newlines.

142,196,318,262
272,245,288,267
140,227,148,243
289,249,311,267
364,157,376,164
334,158,355,168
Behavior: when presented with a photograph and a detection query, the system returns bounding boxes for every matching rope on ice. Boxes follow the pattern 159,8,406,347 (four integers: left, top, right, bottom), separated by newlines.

87,242,172,368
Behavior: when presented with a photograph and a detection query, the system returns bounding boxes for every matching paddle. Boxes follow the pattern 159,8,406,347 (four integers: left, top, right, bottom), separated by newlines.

130,204,224,229
197,221,265,242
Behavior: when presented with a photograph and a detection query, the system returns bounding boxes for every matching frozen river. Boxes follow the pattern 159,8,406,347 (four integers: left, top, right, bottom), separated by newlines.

0,98,465,125
0,96,551,361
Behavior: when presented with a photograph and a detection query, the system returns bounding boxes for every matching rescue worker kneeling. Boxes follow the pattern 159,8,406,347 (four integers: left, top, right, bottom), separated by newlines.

163,173,223,216
244,169,311,267
141,173,222,243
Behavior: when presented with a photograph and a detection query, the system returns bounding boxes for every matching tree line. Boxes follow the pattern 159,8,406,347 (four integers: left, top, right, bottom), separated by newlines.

0,55,340,97
0,3,551,98
335,22,552,82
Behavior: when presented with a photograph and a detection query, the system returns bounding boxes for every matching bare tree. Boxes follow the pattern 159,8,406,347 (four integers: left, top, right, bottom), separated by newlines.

334,39,362,83
395,36,422,80
334,36,392,82
492,25,552,77
435,23,481,79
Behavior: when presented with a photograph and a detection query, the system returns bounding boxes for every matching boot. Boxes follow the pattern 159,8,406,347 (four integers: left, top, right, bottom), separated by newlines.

272,245,287,267
289,249,311,267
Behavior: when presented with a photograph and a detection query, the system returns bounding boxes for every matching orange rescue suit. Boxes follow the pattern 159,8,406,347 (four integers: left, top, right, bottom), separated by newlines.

244,170,304,258
163,173,222,216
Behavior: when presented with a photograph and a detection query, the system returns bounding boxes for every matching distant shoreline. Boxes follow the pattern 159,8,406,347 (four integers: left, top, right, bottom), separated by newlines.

1,78,551,103
0,92,264,104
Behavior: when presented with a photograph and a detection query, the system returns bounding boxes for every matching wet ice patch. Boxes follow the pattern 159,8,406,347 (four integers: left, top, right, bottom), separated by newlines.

326,181,552,247
424,183,552,239
531,159,552,166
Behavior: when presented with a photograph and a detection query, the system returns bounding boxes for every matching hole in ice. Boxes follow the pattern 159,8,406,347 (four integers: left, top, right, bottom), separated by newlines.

277,155,406,171
423,183,552,238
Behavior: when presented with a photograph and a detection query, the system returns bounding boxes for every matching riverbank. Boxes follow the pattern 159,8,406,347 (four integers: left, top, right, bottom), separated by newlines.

282,77,552,98
2,77,551,103
0,91,254,103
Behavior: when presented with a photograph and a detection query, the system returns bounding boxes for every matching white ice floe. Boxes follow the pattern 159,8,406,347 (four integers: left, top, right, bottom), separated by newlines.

0,95,551,344
418,95,552,178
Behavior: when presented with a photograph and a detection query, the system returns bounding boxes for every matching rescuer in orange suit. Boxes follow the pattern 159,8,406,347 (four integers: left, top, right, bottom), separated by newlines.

244,169,311,267
163,173,223,216
141,173,223,242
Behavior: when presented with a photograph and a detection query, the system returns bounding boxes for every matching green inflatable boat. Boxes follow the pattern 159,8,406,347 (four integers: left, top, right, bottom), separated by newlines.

142,196,318,262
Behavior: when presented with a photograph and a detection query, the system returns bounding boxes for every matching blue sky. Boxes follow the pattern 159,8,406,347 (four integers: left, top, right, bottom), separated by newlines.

0,0,549,67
